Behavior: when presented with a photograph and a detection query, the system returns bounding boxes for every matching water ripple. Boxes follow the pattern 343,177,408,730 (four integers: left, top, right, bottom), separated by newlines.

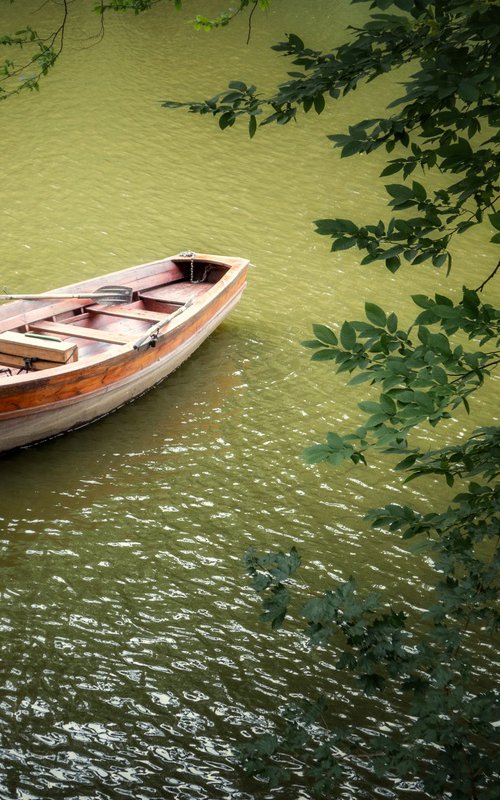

1,0,498,798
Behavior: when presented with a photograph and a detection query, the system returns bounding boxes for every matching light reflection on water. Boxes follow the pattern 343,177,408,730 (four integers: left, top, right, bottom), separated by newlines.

0,0,498,798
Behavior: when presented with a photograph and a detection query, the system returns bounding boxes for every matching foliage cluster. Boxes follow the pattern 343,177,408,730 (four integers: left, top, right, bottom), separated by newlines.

162,1,500,796
0,1,266,99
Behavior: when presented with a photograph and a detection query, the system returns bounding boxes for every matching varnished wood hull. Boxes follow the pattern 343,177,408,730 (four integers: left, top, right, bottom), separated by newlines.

0,253,248,453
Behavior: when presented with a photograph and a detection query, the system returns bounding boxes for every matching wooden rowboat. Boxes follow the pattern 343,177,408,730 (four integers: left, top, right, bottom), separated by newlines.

0,252,249,454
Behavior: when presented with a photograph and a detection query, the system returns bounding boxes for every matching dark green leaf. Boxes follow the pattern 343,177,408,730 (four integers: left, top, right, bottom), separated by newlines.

311,349,337,361
340,321,356,350
386,183,413,200
412,180,427,201
313,93,325,114
312,324,338,346
489,212,500,231
385,256,401,272
228,80,247,92
332,236,357,251
412,295,432,309
365,302,387,328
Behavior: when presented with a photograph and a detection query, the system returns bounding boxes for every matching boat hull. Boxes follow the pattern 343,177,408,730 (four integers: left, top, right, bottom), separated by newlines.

0,253,248,453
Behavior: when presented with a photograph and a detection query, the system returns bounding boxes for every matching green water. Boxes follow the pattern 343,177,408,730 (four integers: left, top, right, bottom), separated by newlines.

0,2,498,798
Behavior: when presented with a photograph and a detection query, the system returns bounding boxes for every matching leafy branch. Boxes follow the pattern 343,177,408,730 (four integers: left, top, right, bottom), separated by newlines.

1,1,270,101
207,5,500,796
242,490,500,797
163,0,499,272
302,288,500,474
191,0,269,44
0,0,68,100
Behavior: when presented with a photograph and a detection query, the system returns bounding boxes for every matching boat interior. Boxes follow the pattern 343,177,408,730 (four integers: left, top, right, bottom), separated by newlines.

0,259,228,376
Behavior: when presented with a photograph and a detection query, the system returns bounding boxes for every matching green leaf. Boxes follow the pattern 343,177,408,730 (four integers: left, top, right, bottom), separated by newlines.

386,256,401,272
332,236,357,251
334,218,359,234
328,450,349,464
432,253,448,268
312,324,338,346
462,287,480,310
311,349,337,361
314,93,325,114
379,393,396,414
431,366,448,384
412,294,432,309
228,80,247,92
386,183,413,200
489,212,500,231
326,431,344,449
380,161,402,177
348,371,375,385
365,302,387,328
358,400,381,414
387,312,398,333
414,309,439,325
219,111,234,129
458,78,480,103
303,444,331,464
287,33,304,49
412,180,427,201
394,453,418,470
314,217,358,235
432,304,457,319
340,321,356,350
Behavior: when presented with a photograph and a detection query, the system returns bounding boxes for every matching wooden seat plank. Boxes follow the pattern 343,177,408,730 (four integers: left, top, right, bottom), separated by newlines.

139,281,212,304
87,304,168,322
29,320,129,345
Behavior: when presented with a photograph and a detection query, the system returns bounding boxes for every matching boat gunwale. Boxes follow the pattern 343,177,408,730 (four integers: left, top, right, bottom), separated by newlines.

0,253,248,326
0,254,248,390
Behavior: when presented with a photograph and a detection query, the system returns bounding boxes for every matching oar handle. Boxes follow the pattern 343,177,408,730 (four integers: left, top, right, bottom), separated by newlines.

2,285,133,304
2,293,93,300
133,299,193,350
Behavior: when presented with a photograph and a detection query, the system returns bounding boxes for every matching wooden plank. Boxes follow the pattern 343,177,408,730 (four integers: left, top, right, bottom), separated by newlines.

0,331,78,363
0,265,186,329
87,305,168,322
139,281,213,304
59,261,185,297
0,353,70,371
29,321,129,345
0,299,90,335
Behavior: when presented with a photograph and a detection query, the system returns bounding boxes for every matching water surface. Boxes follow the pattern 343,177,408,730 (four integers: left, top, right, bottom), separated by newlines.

1,1,498,798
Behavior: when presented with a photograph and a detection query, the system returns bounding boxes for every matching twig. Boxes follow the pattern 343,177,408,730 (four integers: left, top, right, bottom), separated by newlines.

0,0,68,98
475,259,500,293
448,358,500,384
246,1,259,45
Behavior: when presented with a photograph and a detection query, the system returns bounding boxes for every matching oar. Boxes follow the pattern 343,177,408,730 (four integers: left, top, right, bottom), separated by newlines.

133,299,194,349
1,285,134,306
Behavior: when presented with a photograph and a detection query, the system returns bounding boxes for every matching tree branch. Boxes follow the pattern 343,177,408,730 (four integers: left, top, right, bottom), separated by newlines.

475,259,500,293
246,1,259,45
